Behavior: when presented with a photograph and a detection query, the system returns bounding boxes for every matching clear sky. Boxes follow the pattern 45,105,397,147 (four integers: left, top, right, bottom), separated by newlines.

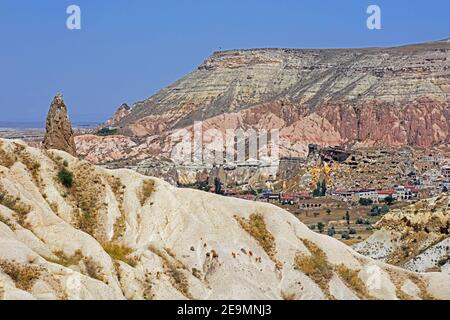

0,0,449,123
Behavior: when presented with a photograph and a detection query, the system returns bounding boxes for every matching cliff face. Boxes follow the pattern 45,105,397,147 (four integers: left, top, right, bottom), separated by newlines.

76,39,450,163
1,139,450,300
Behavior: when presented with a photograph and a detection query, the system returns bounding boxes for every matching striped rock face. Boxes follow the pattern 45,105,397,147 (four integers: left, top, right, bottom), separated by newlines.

76,40,450,164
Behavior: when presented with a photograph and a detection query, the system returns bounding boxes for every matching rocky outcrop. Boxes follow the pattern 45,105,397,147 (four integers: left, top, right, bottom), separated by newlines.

42,95,77,156
1,139,450,300
103,103,131,128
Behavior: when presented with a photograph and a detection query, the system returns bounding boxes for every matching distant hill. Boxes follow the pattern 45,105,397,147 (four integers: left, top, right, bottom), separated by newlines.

77,39,450,163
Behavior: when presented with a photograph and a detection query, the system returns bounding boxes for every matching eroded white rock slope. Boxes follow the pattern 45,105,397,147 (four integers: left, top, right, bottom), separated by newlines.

0,139,449,300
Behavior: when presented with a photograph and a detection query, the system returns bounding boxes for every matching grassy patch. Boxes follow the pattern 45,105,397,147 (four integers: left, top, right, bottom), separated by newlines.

0,259,42,292
14,144,42,187
149,245,192,299
408,274,435,300
45,250,83,268
102,242,138,267
281,291,296,300
83,257,106,283
235,214,279,267
0,214,15,230
139,180,155,206
143,274,154,300
294,239,333,299
107,176,126,241
0,185,32,228
68,163,107,241
45,250,106,283
335,264,373,299
389,273,415,300
0,142,16,168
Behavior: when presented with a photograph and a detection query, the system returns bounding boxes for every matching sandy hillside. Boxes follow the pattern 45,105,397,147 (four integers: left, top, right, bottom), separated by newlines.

0,139,449,300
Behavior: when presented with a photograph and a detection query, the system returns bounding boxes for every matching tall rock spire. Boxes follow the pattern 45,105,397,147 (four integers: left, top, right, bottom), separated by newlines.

42,94,77,156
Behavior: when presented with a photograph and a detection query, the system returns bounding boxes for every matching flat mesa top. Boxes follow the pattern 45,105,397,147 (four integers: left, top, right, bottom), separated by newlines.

212,38,450,55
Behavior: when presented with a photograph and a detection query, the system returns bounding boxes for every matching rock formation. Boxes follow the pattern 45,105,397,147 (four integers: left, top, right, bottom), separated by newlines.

42,94,77,156
0,138,449,300
103,103,131,128
354,195,450,274
75,39,450,164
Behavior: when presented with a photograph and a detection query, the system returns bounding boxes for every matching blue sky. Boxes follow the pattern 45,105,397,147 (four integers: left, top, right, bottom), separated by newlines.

0,0,449,123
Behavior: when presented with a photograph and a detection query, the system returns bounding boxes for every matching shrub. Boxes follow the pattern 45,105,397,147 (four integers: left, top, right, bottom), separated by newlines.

58,168,74,188
369,205,390,217
327,227,336,237
0,259,41,291
341,231,351,240
359,198,373,206
96,127,118,136
83,257,105,282
0,143,16,168
380,204,390,214
349,228,357,235
45,250,83,267
0,186,32,228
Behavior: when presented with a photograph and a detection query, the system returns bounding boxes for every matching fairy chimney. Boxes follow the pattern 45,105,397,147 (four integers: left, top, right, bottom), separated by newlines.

42,94,77,156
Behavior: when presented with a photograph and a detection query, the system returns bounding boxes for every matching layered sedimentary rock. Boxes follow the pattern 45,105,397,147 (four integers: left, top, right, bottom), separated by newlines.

76,39,450,164
43,95,77,156
1,139,450,300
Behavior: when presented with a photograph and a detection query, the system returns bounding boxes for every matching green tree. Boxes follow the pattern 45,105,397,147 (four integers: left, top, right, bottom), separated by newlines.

327,226,336,237
341,231,350,240
317,222,325,233
313,181,322,197
384,195,395,205
313,180,326,197
359,198,373,206
321,179,327,196
214,178,222,195
345,211,350,225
